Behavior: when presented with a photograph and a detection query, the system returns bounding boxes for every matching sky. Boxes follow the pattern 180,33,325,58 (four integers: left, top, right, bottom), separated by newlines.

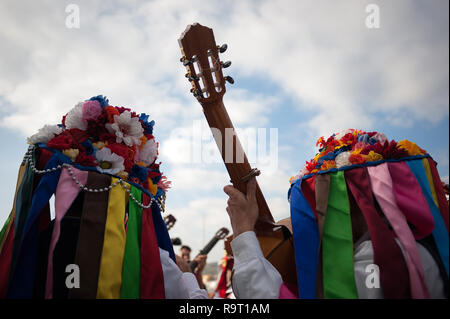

0,0,448,264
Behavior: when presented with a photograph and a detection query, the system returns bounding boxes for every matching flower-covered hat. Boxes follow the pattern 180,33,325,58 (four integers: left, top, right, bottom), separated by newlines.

0,96,174,299
289,129,449,299
27,95,171,198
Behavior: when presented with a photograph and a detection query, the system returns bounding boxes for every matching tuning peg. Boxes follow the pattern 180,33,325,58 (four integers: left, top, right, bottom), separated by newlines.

183,59,192,66
194,88,204,98
221,61,232,68
224,76,234,84
188,75,199,82
218,44,228,53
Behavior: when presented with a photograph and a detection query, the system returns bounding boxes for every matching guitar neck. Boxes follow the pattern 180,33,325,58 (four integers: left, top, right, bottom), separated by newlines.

201,99,275,232
200,236,220,256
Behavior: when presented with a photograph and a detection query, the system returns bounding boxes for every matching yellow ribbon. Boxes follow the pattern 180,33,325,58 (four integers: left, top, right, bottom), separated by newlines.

96,178,127,298
422,159,439,209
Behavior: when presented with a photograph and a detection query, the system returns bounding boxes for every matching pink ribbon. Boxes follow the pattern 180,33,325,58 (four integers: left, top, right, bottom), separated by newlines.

368,163,429,298
387,161,435,239
45,167,88,299
278,283,298,299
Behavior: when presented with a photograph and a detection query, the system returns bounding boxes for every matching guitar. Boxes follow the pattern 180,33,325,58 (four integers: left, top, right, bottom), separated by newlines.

164,214,176,231
178,23,297,287
190,227,230,272
163,214,182,245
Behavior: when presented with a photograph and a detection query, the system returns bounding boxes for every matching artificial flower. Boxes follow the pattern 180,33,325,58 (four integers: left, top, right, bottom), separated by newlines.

92,141,107,150
27,124,63,145
129,164,148,183
105,111,144,147
75,152,97,167
62,148,80,162
349,153,366,165
95,147,125,175
81,100,102,123
140,113,155,135
89,95,109,108
139,138,158,166
335,151,351,168
106,143,134,171
117,171,129,180
397,140,426,156
65,102,87,130
104,106,120,123
321,160,337,171
147,178,158,195
366,151,383,162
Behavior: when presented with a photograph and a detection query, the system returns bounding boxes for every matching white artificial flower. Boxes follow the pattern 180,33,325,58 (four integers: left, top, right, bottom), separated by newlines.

95,147,125,175
334,129,353,141
105,111,144,147
139,138,158,166
335,151,351,168
65,102,87,130
27,124,63,144
373,132,388,144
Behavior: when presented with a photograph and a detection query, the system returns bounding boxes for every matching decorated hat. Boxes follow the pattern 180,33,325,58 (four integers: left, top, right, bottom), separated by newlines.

0,96,173,299
288,129,449,299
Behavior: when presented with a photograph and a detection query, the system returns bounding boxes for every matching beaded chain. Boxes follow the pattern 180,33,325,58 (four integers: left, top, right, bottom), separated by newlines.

22,145,166,211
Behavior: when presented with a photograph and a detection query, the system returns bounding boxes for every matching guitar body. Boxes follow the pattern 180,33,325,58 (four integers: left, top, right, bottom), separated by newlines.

179,23,297,289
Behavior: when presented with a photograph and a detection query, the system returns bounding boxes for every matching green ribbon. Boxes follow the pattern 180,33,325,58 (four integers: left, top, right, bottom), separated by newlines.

120,186,143,299
322,171,358,298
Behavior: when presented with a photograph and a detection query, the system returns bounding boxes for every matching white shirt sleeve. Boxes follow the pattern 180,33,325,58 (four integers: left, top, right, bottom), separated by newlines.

159,248,209,299
230,231,283,299
353,240,446,299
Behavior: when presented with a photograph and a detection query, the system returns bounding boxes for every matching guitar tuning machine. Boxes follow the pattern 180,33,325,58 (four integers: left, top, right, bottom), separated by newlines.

221,61,232,68
193,88,204,99
224,76,234,84
218,43,228,53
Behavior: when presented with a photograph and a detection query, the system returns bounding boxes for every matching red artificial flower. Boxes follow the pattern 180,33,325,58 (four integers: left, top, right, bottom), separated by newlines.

46,129,87,151
104,106,120,123
106,143,134,171
305,160,317,172
116,106,131,114
349,153,366,165
75,152,97,167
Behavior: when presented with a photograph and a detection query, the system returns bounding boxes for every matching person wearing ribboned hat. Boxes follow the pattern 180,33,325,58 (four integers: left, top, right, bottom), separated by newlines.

224,129,448,299
0,95,208,299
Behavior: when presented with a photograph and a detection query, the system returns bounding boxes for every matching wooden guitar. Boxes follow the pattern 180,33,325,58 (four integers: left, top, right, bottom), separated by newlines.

164,214,176,231
178,23,297,287
190,227,229,272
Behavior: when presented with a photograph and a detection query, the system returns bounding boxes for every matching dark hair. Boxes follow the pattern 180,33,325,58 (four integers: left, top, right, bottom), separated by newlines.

180,245,191,252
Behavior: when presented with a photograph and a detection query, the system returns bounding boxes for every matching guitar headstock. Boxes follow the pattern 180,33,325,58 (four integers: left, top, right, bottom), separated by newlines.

164,214,177,231
178,23,233,105
215,227,230,240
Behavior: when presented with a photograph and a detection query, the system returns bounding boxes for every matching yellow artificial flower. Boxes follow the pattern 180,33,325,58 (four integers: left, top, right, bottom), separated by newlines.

321,160,337,171
93,141,107,149
117,170,129,180
366,151,383,162
139,136,148,150
147,178,158,196
397,140,426,156
62,148,79,162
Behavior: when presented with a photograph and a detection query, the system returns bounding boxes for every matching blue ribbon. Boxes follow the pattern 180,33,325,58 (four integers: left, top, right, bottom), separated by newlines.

7,156,62,298
290,180,319,299
407,160,449,276
151,201,175,263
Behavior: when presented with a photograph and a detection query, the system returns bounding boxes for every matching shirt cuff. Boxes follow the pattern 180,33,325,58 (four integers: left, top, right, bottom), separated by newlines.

230,231,264,265
182,272,201,291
